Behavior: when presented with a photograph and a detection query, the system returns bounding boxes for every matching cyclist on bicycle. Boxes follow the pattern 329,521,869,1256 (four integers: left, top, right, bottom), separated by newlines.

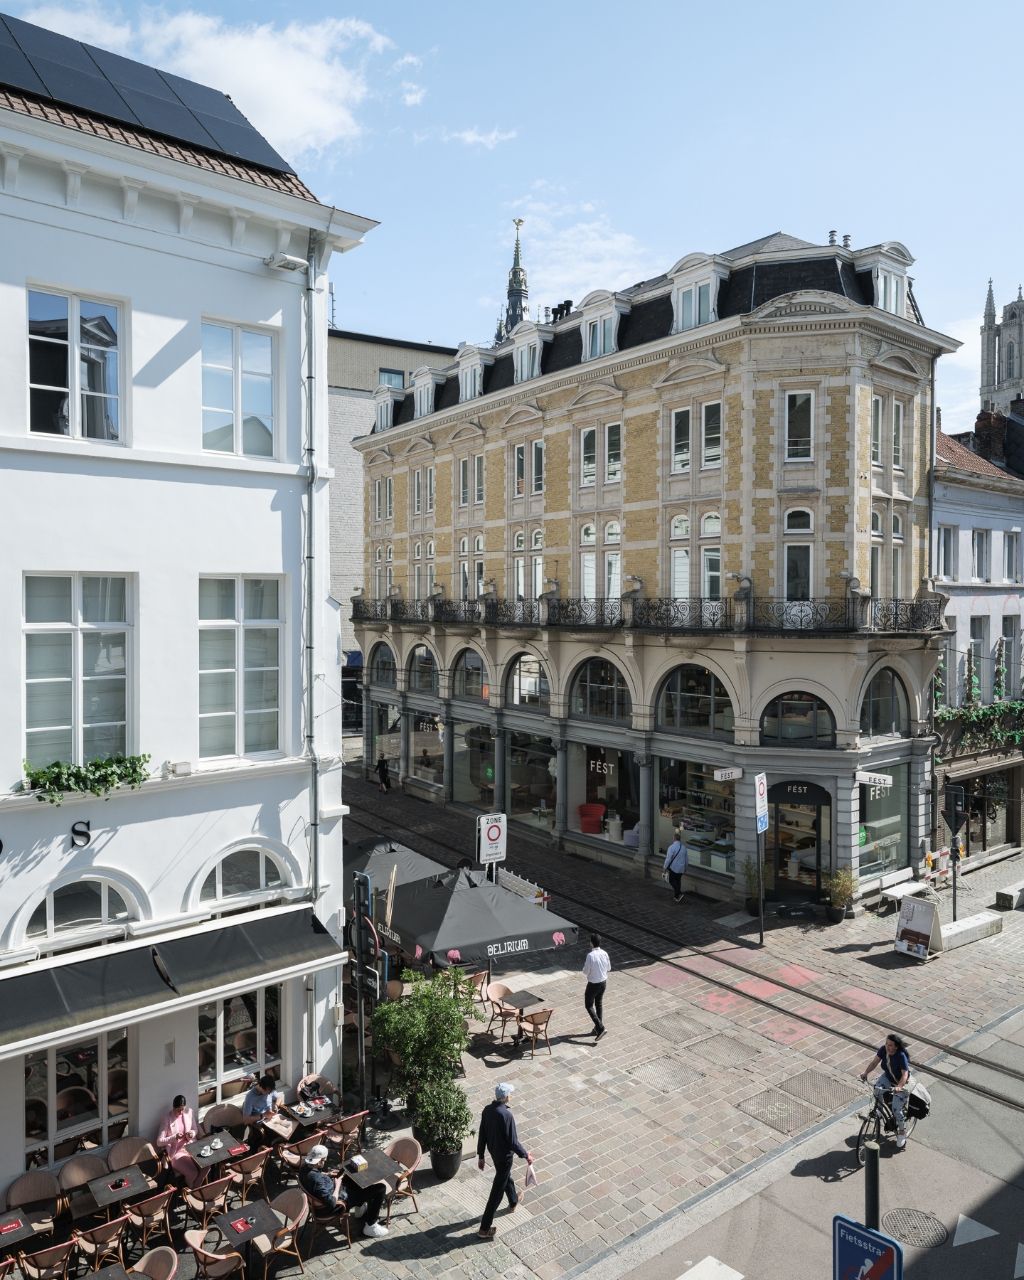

860,1032,911,1148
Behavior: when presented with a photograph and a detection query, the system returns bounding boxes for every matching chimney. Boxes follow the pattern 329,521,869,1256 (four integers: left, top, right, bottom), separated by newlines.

842,234,851,249
563,299,572,315
974,408,1008,464
828,230,837,246
544,306,551,324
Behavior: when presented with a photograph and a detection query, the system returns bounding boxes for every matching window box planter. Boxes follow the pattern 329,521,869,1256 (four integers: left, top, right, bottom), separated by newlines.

23,754,151,805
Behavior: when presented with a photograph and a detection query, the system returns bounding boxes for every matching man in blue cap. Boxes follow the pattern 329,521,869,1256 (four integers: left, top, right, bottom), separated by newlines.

476,1082,533,1239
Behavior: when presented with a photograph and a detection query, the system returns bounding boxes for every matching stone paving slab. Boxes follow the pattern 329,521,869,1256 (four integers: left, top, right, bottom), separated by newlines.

326,772,1024,1279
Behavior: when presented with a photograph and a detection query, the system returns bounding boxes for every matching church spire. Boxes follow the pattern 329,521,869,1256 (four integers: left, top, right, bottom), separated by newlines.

503,218,529,337
985,278,996,323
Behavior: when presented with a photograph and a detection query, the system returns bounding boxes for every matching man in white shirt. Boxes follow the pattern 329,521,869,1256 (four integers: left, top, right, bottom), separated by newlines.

582,932,611,1041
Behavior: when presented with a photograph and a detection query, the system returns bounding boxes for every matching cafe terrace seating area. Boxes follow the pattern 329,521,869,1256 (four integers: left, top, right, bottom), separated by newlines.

0,1085,420,1280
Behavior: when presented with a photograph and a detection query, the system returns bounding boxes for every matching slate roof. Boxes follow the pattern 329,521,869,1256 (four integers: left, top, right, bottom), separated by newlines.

0,85,318,202
720,231,818,259
935,432,1014,480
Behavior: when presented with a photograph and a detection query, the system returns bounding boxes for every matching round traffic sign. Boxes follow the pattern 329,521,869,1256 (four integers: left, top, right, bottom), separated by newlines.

486,822,502,843
756,776,766,798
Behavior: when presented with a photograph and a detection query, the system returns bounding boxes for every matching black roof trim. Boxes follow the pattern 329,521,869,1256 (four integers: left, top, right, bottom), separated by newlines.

328,329,457,356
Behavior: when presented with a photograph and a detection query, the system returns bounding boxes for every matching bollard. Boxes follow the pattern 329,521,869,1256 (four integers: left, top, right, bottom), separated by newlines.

864,1141,880,1229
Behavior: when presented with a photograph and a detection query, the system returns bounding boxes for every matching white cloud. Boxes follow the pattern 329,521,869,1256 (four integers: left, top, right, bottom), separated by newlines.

19,4,393,160
445,127,516,150
936,311,981,432
392,53,421,70
401,82,425,107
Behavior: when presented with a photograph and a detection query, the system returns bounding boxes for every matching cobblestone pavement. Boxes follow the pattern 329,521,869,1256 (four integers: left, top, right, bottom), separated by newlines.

302,775,1024,1280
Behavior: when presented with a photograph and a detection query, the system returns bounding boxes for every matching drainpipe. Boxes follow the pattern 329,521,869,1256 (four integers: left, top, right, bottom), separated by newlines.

928,353,938,849
305,229,321,906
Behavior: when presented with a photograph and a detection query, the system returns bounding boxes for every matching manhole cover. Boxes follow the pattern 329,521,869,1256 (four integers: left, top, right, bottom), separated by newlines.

737,1088,821,1133
882,1208,948,1248
504,1218,582,1258
640,1012,705,1043
627,1056,705,1091
687,1035,761,1067
778,1068,862,1112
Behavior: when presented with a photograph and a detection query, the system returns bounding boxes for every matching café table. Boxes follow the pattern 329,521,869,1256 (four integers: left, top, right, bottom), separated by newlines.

214,1197,282,1267
88,1163,154,1211
502,989,544,1046
93,1265,132,1280
340,1148,405,1192
282,1100,338,1131
186,1132,249,1171
0,1210,37,1251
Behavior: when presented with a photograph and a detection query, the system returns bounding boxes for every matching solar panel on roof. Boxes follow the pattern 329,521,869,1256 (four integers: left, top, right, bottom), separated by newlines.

0,9,295,175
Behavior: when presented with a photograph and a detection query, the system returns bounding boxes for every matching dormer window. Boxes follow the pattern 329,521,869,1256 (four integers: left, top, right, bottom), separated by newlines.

577,290,629,363
677,282,711,331
373,386,394,432
414,382,433,417
515,342,539,383
456,344,492,403
877,269,905,317
668,254,727,336
587,317,614,359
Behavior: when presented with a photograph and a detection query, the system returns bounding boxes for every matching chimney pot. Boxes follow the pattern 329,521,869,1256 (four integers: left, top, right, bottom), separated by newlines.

829,230,837,245
842,233,851,249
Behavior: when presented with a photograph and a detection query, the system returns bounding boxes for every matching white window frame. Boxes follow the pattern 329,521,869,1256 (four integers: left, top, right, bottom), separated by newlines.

24,573,131,769
670,514,690,539
970,616,989,700
892,401,904,469
413,469,422,516
414,381,434,418
531,439,545,494
514,444,525,497
1002,617,1021,698
701,546,722,600
25,1027,131,1168
580,428,597,487
1003,531,1022,584
604,423,622,484
458,457,470,507
198,577,283,760
604,550,621,598
675,281,712,331
672,409,691,472
701,401,722,468
604,521,622,544
784,543,812,601
425,466,435,513
878,269,905,317
870,396,882,465
784,508,813,534
670,546,690,600
373,479,382,521
201,320,275,458
700,512,721,536
936,525,956,579
474,454,485,505
515,342,539,383
585,315,615,361
972,529,992,582
198,984,282,1110
785,390,813,462
531,553,544,599
385,477,393,519
29,288,124,444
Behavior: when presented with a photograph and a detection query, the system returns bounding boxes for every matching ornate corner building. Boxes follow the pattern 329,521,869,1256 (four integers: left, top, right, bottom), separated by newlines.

351,230,959,903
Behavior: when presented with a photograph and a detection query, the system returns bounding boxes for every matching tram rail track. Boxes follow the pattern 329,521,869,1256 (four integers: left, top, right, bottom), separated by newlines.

342,793,1024,1115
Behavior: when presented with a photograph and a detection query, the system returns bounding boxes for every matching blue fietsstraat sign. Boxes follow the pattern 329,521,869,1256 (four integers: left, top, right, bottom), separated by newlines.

833,1215,903,1280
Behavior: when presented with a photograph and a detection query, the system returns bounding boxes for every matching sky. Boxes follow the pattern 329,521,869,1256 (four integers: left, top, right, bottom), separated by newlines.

11,0,1024,429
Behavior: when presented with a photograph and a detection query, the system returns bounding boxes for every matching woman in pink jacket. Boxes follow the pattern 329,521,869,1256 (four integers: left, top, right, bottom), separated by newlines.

156,1094,202,1187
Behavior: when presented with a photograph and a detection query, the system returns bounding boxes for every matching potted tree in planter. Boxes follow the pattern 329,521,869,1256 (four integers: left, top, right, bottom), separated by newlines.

370,967,479,1146
825,867,855,924
414,1077,474,1181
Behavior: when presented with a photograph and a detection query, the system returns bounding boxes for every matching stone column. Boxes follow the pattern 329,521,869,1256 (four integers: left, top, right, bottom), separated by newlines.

554,740,568,836
493,727,507,815
637,754,654,863
443,717,455,802
399,706,411,784
361,685,373,778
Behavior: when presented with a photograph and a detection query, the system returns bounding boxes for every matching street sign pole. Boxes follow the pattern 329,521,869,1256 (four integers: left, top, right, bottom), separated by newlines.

942,785,967,923
352,871,372,1109
864,1141,880,1229
754,773,769,947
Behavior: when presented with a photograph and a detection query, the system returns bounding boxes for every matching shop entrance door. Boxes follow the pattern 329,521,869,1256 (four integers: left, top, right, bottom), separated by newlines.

767,781,831,899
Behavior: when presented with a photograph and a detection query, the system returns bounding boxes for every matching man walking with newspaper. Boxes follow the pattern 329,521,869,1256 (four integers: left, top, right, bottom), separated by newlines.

477,1082,533,1239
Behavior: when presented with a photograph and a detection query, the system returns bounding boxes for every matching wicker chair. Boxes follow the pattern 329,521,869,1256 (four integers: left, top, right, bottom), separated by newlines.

129,1246,178,1280
383,1137,421,1224
124,1187,176,1252
251,1189,307,1280
74,1215,129,1272
276,1132,326,1184
200,1106,246,1142
324,1111,368,1162
303,1193,351,1252
56,1155,106,1224
182,1175,231,1232
16,1239,75,1280
294,1074,337,1104
5,1171,60,1241
485,982,519,1041
183,1231,243,1280
520,1008,554,1058
469,970,489,1005
106,1138,162,1184
224,1147,272,1207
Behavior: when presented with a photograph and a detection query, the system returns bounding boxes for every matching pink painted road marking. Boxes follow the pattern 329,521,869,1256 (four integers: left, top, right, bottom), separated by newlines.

773,963,825,987
693,989,745,1015
759,1015,816,1045
837,986,889,1013
638,964,698,990
736,976,785,999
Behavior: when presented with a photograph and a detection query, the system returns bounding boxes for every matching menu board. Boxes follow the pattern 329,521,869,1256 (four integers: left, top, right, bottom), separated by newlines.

894,896,941,960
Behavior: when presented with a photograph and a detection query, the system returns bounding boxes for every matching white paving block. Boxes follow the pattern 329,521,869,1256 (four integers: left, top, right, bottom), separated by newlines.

939,910,1002,951
677,1259,744,1279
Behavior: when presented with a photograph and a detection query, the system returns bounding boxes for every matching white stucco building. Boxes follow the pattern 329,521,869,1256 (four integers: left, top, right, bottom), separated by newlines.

0,13,374,1182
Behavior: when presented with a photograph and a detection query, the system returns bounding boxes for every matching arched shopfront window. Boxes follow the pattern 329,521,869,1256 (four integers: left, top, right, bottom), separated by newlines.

657,665,734,738
760,691,835,747
27,878,136,942
368,642,396,687
408,644,439,694
570,657,631,723
860,668,910,737
452,648,489,701
201,849,285,904
505,653,551,712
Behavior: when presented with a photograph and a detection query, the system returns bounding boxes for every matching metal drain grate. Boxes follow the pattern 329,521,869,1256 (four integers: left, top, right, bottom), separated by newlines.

627,1056,705,1091
882,1208,949,1248
640,1012,706,1043
737,1088,821,1134
686,1035,761,1067
504,1218,582,1259
778,1068,862,1113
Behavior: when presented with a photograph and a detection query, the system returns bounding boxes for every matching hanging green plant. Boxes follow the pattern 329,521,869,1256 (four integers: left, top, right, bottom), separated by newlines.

23,754,152,805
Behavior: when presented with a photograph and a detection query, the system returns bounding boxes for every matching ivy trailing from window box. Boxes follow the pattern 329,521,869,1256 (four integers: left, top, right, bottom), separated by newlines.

23,754,152,805
935,702,1024,759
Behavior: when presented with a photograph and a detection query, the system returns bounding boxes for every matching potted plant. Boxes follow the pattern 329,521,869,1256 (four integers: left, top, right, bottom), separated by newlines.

742,856,761,916
370,967,479,1140
825,867,855,923
414,1077,474,1181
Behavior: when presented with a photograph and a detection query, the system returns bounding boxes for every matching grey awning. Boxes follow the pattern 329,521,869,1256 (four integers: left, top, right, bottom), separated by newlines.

0,908,343,1058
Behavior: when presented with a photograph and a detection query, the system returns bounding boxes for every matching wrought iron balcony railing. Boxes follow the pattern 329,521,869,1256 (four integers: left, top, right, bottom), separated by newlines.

389,598,433,623
632,597,732,631
484,598,542,627
748,597,854,632
870,598,944,632
351,597,390,622
547,597,623,628
433,598,483,625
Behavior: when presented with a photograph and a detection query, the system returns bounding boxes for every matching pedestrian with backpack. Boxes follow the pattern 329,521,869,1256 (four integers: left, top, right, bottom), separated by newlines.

663,828,688,902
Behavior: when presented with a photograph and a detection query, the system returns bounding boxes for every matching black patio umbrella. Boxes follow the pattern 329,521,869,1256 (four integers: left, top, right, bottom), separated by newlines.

385,867,578,968
343,839,447,903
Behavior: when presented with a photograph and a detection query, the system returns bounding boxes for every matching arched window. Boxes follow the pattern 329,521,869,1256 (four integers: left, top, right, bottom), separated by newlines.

513,531,525,551
784,509,812,533
580,524,596,546
657,665,734,738
604,521,621,544
1008,341,1017,380
201,849,285,904
375,548,382,563
759,691,835,747
426,540,435,558
385,545,393,562
452,649,489,700
408,644,439,694
531,530,544,550
871,510,882,536
474,534,484,555
670,515,689,539
459,536,468,555
860,668,910,736
413,541,422,559
892,514,903,540
368,642,396,687
570,657,631,722
505,653,550,712
701,513,721,536
27,879,136,942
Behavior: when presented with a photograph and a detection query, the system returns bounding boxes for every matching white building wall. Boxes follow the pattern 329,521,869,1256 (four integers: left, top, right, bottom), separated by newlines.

328,386,373,653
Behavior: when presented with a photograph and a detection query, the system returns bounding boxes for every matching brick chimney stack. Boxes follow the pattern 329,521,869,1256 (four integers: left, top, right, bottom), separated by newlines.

973,407,1008,465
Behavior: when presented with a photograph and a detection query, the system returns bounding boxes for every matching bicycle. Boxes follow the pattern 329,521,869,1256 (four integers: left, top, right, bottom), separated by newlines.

856,1087,916,1163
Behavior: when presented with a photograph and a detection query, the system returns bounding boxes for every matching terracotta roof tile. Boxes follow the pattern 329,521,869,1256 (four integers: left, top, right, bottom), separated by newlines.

935,431,1013,479
0,87,318,203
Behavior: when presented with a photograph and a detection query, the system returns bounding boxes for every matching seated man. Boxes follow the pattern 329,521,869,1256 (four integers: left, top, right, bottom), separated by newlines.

298,1144,388,1239
242,1074,285,1145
